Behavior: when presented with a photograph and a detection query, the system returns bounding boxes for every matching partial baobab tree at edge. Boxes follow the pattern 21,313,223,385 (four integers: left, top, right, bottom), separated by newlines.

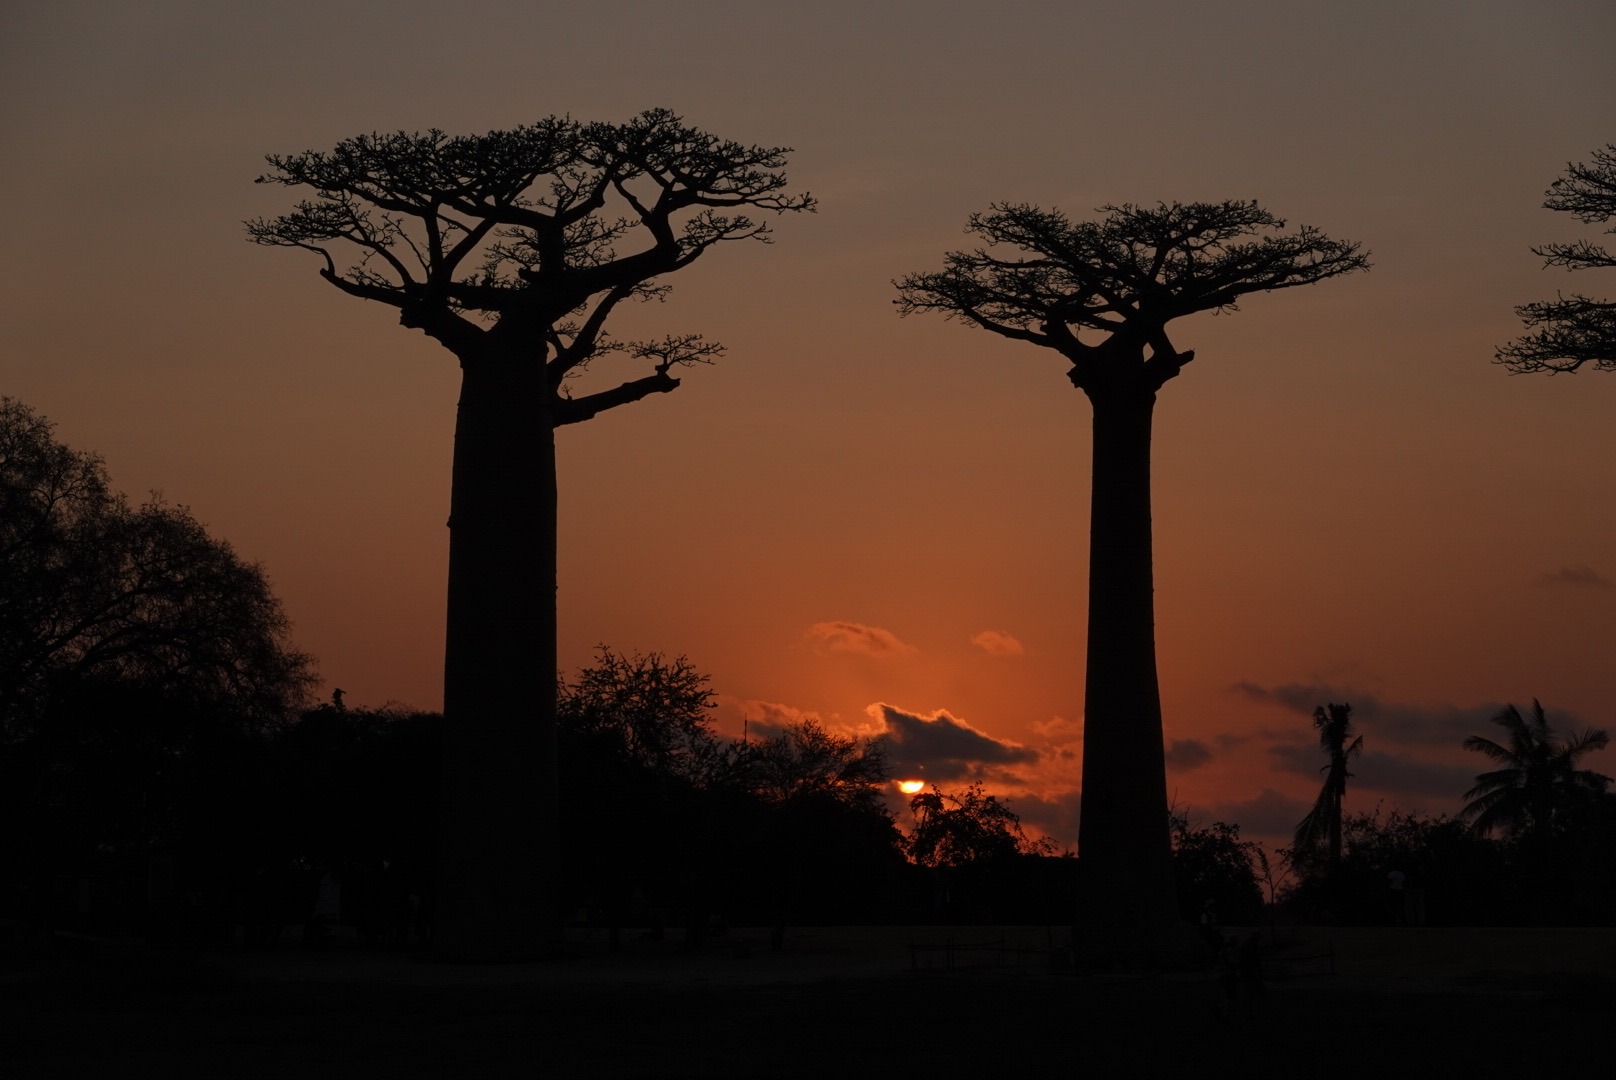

895,201,1367,958
250,110,813,960
1497,144,1616,374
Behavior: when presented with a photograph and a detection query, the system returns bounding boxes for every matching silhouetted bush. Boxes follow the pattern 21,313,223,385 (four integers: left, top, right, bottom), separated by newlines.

1170,814,1264,926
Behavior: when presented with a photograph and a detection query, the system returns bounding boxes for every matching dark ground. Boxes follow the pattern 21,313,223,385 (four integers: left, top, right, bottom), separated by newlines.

4,926,1612,1078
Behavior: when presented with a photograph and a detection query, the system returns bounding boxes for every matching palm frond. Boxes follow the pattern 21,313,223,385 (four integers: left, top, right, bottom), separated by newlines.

1569,767,1614,792
1488,704,1531,750
1564,726,1611,761
1292,803,1327,853
1462,735,1517,765
1526,699,1552,743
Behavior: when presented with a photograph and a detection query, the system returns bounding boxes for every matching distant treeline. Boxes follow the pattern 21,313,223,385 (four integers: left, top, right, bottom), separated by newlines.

8,651,1616,944
2,651,1067,945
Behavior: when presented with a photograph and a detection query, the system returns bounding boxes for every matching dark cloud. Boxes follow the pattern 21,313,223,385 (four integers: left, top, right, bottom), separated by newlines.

1536,564,1614,589
1268,742,1476,803
870,702,1038,781
1164,738,1212,771
1267,742,1321,778
804,621,915,658
1353,752,1477,802
1192,787,1313,839
733,699,813,742
1004,789,1081,848
1233,681,1523,748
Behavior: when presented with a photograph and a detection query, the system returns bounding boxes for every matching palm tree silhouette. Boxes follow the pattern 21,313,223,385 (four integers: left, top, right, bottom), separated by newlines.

1292,703,1361,871
1461,700,1610,839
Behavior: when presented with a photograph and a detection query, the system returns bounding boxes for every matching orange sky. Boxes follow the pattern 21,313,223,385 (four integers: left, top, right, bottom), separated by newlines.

4,0,1615,846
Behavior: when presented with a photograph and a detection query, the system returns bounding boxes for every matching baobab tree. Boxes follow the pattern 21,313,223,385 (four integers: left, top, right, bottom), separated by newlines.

895,201,1367,953
1292,702,1363,873
250,111,812,959
1497,144,1616,374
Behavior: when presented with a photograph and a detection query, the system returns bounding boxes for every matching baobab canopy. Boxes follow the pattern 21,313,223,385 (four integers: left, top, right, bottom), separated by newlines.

895,200,1368,392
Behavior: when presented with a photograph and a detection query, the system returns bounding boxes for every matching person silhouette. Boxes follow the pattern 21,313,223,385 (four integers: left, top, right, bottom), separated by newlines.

1198,898,1221,953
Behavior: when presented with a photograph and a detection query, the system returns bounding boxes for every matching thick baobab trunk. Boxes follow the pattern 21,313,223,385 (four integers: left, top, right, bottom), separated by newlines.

434,352,559,960
1075,384,1181,956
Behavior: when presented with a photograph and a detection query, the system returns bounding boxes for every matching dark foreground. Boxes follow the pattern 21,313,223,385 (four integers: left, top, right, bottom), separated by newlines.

4,927,1612,1078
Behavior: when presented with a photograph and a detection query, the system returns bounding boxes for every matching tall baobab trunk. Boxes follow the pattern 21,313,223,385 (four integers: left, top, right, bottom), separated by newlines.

1075,382,1180,951
435,351,560,960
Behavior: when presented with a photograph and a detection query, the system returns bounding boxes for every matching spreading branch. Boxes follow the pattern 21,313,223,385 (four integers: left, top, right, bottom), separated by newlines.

895,200,1367,393
250,110,812,417
1498,144,1616,375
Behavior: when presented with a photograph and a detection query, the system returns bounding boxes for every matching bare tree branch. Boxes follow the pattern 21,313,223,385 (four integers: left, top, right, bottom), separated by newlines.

250,110,812,421
896,200,1368,390
1499,145,1616,375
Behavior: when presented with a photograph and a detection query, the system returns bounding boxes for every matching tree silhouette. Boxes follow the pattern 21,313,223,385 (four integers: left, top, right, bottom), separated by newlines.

0,397,313,736
1168,812,1263,927
557,645,716,775
749,719,892,809
1291,702,1362,872
748,721,899,937
250,112,812,958
895,202,1366,951
1461,700,1610,840
1497,145,1616,374
906,782,1051,869
0,397,313,931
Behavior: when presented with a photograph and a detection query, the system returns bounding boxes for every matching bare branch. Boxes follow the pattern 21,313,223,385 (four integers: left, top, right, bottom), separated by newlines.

1500,145,1616,374
554,370,682,426
253,111,807,417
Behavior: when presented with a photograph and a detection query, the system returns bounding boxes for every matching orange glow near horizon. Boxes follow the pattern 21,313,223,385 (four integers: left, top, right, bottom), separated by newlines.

5,3,1614,854
898,780,926,795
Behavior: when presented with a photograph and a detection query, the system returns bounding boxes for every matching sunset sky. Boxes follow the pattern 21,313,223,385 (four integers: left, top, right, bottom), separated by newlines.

4,0,1615,847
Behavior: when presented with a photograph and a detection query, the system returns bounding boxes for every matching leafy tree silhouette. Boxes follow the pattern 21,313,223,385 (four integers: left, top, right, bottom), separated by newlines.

1168,812,1264,927
895,202,1366,952
0,397,313,931
1461,700,1610,840
250,112,811,958
1292,702,1363,873
747,720,898,942
0,397,313,735
906,782,1051,868
1497,145,1616,373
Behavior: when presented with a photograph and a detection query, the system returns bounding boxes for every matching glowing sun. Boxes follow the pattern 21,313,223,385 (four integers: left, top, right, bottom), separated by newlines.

897,780,925,794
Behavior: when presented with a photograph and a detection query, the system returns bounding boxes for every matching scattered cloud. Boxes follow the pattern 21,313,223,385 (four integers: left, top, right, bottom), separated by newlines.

970,629,1024,657
1233,681,1519,748
804,621,915,658
1006,789,1081,848
868,702,1038,781
1031,715,1081,740
1165,738,1212,772
1536,564,1614,589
